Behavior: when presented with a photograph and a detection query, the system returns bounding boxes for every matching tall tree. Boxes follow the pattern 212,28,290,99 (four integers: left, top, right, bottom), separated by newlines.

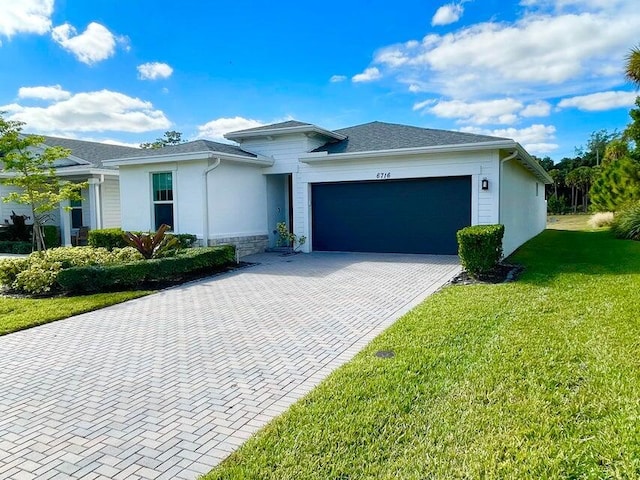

140,131,185,149
0,115,84,251
625,44,640,88
575,129,620,167
548,168,563,198
590,157,640,211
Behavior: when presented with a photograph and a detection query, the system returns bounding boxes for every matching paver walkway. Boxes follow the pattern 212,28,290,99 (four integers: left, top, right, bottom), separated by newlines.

0,252,460,479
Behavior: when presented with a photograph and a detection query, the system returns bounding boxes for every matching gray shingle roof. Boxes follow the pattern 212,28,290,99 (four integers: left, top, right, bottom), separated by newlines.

228,120,312,135
312,121,512,154
41,136,141,169
118,139,256,159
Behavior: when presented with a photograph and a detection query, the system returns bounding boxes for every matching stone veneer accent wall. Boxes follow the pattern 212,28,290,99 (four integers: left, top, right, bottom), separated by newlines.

209,235,268,258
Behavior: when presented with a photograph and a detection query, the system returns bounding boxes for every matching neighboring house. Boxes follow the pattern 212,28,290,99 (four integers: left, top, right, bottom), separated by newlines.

105,120,552,258
0,136,140,246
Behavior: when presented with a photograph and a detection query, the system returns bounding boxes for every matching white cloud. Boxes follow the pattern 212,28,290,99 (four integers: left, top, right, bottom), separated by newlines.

461,124,558,153
352,67,382,83
196,117,265,142
51,22,117,64
521,101,552,117
18,85,71,101
370,1,638,99
330,75,347,83
2,89,171,133
431,3,464,26
557,90,637,111
423,98,524,125
0,0,53,39
137,62,173,80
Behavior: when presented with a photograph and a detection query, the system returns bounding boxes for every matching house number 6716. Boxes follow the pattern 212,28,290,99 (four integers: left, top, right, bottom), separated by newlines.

376,172,391,179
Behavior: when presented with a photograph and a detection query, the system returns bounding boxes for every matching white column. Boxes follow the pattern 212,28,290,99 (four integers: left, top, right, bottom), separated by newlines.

87,178,102,230
59,200,72,246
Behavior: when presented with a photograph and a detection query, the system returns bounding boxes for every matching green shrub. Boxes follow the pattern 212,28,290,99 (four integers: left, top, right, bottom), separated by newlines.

171,233,198,249
0,257,30,288
57,245,236,293
611,201,640,240
88,228,128,250
0,246,143,295
547,195,570,214
89,228,198,250
457,224,505,277
43,225,60,248
0,240,32,254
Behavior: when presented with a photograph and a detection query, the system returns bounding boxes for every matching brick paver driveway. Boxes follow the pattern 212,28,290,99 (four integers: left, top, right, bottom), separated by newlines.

0,252,459,479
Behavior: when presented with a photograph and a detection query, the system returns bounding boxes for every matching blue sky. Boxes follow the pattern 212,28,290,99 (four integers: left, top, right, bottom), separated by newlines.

0,0,638,160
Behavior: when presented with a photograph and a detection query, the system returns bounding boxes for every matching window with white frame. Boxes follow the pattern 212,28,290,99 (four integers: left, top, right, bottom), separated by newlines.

70,197,83,229
152,172,174,230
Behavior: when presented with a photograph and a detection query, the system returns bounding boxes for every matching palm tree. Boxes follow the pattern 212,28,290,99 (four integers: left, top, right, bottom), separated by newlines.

626,45,640,88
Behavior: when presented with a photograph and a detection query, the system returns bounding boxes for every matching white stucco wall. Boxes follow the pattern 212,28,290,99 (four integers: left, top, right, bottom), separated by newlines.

118,159,267,240
239,133,328,174
0,184,60,226
294,150,501,252
499,159,547,257
208,162,268,240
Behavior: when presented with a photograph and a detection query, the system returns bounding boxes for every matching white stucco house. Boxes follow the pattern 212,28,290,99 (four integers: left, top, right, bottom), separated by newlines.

1,137,140,246
104,120,552,258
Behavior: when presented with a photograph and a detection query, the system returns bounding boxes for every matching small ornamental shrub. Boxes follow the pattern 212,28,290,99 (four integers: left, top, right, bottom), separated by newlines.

457,224,505,277
57,245,236,293
88,228,128,250
124,224,179,259
611,201,640,240
588,212,615,229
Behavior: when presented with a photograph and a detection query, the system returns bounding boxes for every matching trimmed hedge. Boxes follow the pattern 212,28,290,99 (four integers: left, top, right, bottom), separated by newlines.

88,228,127,250
457,224,505,277
0,241,32,254
43,225,61,249
57,245,236,293
89,228,198,250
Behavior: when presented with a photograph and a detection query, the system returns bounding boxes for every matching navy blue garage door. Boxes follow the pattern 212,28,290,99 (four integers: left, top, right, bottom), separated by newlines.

311,176,471,254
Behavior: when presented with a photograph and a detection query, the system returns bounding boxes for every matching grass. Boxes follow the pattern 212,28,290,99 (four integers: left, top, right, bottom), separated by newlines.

0,291,151,336
204,228,640,479
547,213,592,231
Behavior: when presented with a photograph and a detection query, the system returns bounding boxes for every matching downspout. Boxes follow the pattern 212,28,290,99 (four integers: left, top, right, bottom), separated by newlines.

498,150,518,224
202,156,221,246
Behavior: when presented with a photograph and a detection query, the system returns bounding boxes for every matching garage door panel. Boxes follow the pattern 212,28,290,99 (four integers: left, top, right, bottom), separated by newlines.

312,176,471,254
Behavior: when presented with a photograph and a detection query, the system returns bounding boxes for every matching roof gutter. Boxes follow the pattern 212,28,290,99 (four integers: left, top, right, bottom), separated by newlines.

226,125,347,142
103,150,273,167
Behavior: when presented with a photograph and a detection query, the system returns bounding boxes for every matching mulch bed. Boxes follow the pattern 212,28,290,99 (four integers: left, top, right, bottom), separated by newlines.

451,264,523,285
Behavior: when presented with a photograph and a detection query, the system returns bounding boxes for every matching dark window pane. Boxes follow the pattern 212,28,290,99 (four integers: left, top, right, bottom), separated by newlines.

70,198,82,208
154,204,173,230
71,208,83,229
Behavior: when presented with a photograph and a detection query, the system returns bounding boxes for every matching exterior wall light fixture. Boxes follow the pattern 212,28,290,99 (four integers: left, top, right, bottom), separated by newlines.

481,178,489,190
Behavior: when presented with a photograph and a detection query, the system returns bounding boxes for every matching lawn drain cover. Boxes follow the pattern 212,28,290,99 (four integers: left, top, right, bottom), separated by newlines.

375,350,395,358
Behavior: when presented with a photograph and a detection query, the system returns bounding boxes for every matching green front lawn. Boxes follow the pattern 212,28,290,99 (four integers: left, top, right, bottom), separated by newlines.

0,291,151,336
205,228,640,479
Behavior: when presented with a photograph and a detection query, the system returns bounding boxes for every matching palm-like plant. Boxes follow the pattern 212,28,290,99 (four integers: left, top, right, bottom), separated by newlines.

626,45,640,88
